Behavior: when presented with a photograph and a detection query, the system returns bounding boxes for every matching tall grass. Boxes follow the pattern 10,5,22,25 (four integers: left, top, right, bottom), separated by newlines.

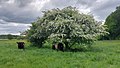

0,40,120,68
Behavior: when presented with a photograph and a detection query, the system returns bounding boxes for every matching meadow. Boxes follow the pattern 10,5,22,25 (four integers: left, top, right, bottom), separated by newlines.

0,40,120,68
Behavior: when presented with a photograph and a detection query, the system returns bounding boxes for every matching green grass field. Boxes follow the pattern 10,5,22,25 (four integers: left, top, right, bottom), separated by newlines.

0,40,120,68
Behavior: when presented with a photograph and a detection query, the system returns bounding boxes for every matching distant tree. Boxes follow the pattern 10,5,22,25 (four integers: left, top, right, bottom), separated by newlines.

105,6,120,39
7,34,13,40
27,6,108,49
0,35,8,39
0,35,19,39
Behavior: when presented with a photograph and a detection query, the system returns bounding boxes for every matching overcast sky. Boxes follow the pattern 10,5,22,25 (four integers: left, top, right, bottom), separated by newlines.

0,0,120,35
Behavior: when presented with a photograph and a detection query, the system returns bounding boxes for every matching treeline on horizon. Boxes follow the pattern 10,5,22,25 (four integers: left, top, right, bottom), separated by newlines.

0,34,25,40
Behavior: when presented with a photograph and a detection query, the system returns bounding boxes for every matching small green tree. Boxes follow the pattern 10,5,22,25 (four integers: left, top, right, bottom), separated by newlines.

27,6,108,49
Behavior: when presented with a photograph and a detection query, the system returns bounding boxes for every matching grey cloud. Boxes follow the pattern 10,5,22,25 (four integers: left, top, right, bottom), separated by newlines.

0,0,33,7
50,0,76,7
0,0,39,23
14,0,33,7
41,0,82,11
0,0,9,3
92,0,120,11
76,0,97,7
91,0,120,20
0,21,30,35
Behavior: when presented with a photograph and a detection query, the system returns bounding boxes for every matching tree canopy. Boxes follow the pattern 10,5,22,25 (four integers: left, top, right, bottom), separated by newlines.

27,6,108,49
105,6,120,39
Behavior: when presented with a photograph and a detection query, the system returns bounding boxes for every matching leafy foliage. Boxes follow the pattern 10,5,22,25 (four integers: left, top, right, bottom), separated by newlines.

27,6,108,49
105,6,120,39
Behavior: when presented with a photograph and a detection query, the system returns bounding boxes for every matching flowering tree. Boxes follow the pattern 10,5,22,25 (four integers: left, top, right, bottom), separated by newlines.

27,6,108,49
